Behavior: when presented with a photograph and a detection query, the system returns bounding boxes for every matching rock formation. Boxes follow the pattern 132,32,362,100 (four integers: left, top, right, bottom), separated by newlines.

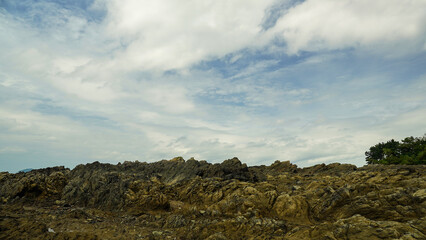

0,158,425,239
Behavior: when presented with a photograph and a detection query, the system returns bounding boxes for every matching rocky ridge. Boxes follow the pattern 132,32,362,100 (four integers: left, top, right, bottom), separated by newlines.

0,157,425,239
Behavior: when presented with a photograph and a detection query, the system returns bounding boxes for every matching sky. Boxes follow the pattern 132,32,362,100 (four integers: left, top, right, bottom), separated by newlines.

1,0,426,172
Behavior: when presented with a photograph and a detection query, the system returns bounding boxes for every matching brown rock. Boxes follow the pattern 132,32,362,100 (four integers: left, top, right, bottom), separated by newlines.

273,194,311,224
0,160,425,239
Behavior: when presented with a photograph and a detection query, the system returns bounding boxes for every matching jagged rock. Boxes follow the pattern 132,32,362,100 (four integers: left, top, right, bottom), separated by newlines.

0,159,425,239
413,189,426,201
206,232,228,240
0,166,69,203
285,215,426,240
270,160,299,173
273,193,311,224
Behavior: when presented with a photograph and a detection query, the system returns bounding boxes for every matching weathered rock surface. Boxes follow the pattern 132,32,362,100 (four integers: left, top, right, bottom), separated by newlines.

0,158,425,239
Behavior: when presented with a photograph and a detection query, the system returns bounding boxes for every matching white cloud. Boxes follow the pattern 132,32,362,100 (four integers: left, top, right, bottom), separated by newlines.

138,111,161,122
0,146,27,154
140,85,195,113
53,57,91,74
51,76,119,103
0,107,79,137
104,0,275,71
272,0,426,55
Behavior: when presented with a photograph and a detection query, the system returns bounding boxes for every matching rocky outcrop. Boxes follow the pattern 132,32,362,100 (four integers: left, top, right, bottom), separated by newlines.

0,166,69,204
1,158,425,239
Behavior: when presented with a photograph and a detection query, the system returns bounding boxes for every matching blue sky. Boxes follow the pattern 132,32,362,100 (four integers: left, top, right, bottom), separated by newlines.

1,0,426,172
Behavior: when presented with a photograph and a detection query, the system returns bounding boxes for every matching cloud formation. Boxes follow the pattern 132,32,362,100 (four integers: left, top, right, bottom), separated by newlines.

104,0,275,71
0,0,425,172
273,0,426,55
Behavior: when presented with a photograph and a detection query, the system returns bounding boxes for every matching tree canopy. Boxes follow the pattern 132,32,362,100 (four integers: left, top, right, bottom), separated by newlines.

365,135,426,165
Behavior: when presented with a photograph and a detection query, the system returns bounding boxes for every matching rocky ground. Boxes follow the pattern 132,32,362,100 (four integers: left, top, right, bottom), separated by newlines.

0,157,425,239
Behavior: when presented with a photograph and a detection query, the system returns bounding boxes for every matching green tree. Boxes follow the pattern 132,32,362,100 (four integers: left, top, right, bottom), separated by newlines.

365,135,426,165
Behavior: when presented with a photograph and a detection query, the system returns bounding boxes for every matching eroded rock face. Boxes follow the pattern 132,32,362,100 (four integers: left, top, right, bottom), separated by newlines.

0,166,69,204
0,158,425,239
